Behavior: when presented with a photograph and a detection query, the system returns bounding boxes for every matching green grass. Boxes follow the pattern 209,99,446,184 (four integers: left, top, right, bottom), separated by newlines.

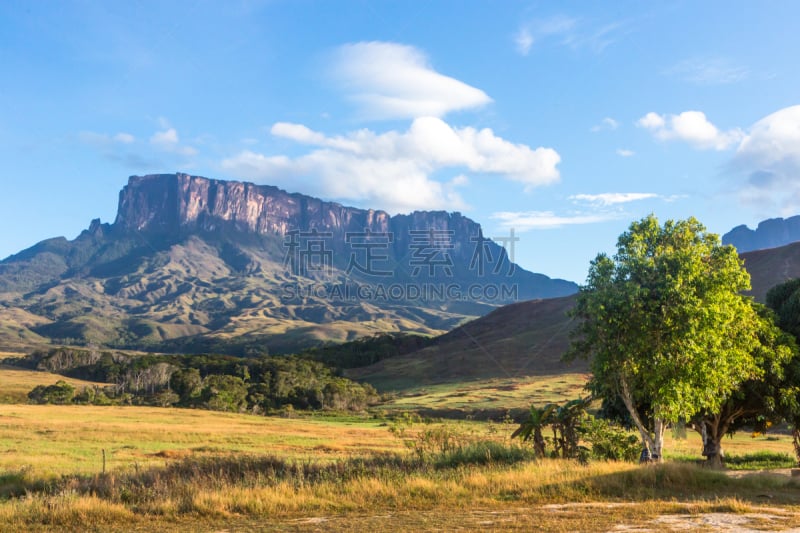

721,451,795,470
379,373,589,416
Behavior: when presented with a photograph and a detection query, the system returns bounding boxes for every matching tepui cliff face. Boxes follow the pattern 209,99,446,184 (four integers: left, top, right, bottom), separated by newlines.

723,215,800,253
0,173,578,352
112,173,528,272
115,173,393,237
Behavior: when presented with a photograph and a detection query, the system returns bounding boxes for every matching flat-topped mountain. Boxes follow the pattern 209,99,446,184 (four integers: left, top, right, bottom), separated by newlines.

0,173,577,352
723,215,800,253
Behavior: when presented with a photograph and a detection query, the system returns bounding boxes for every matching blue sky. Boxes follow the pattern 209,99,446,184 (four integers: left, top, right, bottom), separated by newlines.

2,0,799,283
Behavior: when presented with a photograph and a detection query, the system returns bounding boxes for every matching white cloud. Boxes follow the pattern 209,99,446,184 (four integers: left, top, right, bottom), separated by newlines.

591,117,619,132
666,58,749,85
514,28,534,56
637,112,665,130
150,126,197,156
569,193,658,206
513,16,577,56
271,122,326,145
730,105,800,213
616,148,635,157
150,128,179,147
330,42,492,120
493,190,681,231
491,210,616,230
222,116,560,213
637,110,744,151
78,131,135,145
113,132,135,144
514,15,626,56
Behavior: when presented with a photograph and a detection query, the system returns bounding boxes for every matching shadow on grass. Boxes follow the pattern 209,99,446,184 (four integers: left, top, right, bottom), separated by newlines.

538,462,800,505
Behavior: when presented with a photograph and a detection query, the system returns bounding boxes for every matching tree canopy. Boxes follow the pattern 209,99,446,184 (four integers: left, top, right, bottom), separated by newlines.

568,215,763,459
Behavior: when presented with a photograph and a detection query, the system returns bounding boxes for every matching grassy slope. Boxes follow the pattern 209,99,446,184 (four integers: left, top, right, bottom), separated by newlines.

349,244,800,392
0,365,108,403
347,295,584,390
379,373,589,416
0,236,471,351
741,241,800,301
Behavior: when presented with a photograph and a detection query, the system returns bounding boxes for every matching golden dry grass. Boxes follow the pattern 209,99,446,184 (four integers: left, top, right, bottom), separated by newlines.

0,365,108,403
2,458,800,532
382,373,589,413
0,405,407,477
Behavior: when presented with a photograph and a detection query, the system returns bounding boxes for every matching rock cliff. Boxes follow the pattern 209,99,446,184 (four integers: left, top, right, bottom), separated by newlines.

723,215,800,252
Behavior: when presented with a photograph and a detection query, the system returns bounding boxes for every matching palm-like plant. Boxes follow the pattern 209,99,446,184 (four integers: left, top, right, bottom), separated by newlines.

511,403,557,458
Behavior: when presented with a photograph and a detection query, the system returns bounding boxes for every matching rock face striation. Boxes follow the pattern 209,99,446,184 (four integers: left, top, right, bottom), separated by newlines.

111,174,577,294
115,173,393,238
723,215,800,253
0,173,577,352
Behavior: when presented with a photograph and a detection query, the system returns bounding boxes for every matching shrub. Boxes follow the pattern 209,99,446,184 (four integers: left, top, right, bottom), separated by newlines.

579,417,640,462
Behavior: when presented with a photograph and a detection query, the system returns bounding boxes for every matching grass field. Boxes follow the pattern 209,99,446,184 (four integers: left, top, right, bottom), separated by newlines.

0,364,108,404
381,373,589,416
3,366,800,531
0,405,413,477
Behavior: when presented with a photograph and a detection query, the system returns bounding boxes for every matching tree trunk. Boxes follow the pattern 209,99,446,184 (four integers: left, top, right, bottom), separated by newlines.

619,375,656,461
698,417,726,469
652,418,665,462
702,431,725,469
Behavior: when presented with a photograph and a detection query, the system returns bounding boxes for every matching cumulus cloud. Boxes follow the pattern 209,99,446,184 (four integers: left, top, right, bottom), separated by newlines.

730,105,800,213
637,110,744,150
150,126,197,156
491,210,617,230
222,116,561,213
330,42,491,120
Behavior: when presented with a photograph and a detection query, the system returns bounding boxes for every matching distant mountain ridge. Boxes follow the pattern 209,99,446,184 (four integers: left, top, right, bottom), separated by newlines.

0,173,577,352
723,215,800,253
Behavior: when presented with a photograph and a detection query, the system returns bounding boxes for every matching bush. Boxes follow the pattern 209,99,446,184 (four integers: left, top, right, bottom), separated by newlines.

580,418,640,462
27,380,76,405
433,441,534,468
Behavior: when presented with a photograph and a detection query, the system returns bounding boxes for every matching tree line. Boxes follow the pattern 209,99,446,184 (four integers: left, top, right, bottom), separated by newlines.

21,349,380,413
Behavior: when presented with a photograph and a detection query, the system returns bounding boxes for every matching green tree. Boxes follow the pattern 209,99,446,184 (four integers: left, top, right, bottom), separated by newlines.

568,215,762,461
170,368,202,403
200,374,248,412
766,279,800,466
690,304,797,468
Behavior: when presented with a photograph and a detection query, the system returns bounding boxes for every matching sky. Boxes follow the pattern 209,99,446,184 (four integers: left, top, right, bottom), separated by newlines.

2,0,799,284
